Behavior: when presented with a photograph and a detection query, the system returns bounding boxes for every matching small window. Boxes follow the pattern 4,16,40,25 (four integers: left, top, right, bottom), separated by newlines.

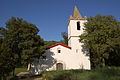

58,50,61,53
77,22,80,30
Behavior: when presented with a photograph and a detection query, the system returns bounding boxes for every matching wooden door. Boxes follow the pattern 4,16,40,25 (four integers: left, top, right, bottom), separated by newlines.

56,63,63,70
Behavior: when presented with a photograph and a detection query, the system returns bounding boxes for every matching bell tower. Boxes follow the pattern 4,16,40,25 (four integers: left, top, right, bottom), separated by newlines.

68,6,91,70
68,6,87,51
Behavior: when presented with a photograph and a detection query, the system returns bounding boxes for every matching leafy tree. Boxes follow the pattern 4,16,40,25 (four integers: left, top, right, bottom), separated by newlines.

0,17,44,78
80,15,120,68
0,29,15,79
0,27,6,38
60,32,68,45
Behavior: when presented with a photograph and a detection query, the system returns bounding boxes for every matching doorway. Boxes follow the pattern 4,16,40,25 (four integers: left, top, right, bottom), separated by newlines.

56,63,63,70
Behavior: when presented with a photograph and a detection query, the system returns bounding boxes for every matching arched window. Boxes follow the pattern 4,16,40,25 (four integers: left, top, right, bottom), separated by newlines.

57,48,61,53
56,63,63,70
77,22,80,30
58,50,61,53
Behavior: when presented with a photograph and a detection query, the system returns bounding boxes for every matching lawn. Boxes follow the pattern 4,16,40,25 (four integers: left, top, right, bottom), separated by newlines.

6,67,28,80
14,67,28,75
41,67,120,80
4,67,120,80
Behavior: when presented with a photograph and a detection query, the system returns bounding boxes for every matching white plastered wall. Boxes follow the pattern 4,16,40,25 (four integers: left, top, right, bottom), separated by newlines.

44,44,90,70
68,19,91,70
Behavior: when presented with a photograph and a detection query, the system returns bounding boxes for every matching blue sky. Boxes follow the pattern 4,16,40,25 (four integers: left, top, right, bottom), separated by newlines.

0,0,119,41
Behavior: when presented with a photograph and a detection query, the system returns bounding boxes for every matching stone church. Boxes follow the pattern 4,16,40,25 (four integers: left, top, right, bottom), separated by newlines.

30,6,91,74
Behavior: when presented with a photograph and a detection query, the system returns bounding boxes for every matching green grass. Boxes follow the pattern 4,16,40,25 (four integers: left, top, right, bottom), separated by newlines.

14,67,28,75
41,67,120,80
7,67,28,80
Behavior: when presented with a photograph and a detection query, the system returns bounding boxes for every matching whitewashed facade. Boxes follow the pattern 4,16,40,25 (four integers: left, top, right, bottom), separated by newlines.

30,6,91,74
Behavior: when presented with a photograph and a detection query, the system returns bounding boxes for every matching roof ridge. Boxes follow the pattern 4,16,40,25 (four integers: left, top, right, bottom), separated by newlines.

47,43,71,49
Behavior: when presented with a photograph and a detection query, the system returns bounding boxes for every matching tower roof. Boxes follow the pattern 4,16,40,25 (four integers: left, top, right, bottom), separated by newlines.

73,6,82,19
70,6,87,20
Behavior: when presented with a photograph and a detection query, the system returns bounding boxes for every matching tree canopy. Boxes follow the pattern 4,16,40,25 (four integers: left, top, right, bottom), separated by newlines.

80,15,120,68
0,17,44,78
60,32,68,45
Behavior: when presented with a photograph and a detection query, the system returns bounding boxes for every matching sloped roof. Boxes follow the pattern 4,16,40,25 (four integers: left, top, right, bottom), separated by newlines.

69,6,87,20
47,43,71,49
73,6,82,19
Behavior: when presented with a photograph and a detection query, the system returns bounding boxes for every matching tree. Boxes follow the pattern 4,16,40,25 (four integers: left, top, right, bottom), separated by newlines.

60,32,68,45
0,17,44,78
44,41,58,48
0,28,15,80
80,15,120,68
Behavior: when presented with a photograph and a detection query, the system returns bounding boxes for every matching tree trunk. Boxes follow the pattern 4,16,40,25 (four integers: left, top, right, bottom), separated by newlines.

13,68,15,77
27,63,30,71
3,74,7,80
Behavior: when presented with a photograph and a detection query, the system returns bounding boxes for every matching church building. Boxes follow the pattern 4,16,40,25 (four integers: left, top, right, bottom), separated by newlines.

31,6,91,74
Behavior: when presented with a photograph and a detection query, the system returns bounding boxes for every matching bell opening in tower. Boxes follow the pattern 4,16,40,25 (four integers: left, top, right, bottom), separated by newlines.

77,21,80,30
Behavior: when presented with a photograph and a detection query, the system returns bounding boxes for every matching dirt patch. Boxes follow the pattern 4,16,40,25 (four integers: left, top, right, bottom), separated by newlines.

16,72,42,80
